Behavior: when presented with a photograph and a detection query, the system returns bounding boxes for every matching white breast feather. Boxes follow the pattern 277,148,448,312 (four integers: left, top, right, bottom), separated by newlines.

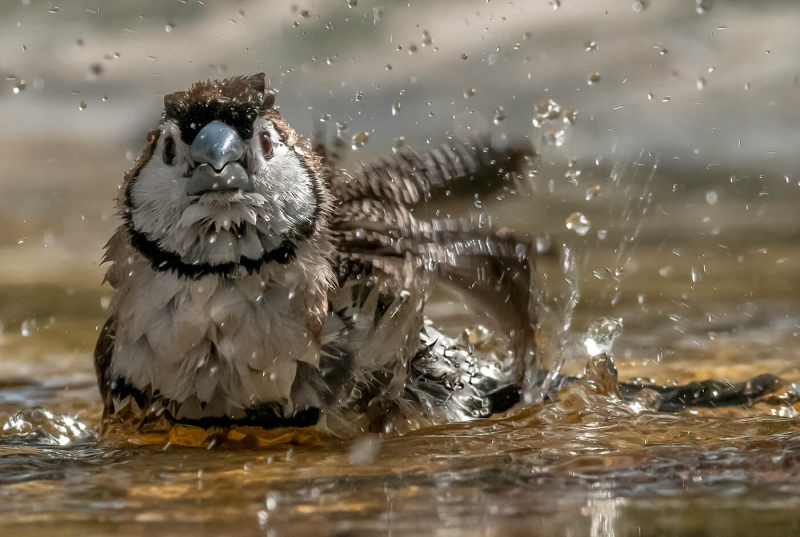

108,241,328,420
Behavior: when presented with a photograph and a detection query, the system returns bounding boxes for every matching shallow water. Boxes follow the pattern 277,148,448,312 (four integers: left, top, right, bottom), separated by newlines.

3,244,800,536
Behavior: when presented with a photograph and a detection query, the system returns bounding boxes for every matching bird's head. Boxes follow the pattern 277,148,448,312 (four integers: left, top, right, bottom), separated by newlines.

121,73,330,278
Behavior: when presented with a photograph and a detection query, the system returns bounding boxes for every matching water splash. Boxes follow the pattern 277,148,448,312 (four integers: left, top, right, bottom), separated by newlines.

523,154,657,408
584,317,623,357
584,154,657,308
524,246,581,405
1,408,96,446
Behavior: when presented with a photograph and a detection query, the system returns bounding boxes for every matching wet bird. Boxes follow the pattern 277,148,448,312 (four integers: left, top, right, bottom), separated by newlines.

94,73,541,435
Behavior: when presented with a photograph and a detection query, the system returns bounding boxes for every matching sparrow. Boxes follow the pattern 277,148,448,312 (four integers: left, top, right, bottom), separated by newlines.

94,73,541,436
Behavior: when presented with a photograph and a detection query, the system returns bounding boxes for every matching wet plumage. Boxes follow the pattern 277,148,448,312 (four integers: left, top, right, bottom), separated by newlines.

95,73,540,435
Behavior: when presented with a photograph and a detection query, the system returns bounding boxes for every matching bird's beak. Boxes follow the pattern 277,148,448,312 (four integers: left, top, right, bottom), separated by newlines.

187,120,253,195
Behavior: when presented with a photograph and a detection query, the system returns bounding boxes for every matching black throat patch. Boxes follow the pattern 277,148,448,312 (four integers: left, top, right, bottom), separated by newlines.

122,213,297,279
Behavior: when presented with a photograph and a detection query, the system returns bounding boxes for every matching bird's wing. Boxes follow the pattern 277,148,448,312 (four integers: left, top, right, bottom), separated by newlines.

329,137,543,356
329,137,535,207
420,222,540,358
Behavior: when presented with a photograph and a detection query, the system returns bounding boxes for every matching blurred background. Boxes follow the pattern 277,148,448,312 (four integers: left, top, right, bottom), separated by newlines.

0,0,798,378
3,3,800,535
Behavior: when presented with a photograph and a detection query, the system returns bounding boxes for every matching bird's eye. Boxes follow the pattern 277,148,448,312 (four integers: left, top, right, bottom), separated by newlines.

162,135,176,166
259,131,274,159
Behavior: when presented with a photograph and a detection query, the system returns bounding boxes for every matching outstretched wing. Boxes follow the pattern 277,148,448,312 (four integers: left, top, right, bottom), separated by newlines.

329,138,542,357
330,137,535,207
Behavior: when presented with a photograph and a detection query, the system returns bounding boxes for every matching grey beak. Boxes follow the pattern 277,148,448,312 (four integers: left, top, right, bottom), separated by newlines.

190,120,245,171
188,120,253,195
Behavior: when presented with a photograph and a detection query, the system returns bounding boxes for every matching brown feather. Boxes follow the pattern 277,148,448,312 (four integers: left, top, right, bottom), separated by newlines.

164,73,275,111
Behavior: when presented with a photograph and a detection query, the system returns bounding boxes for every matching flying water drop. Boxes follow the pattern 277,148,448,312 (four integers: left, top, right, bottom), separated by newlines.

565,212,591,236
351,131,370,150
533,99,562,127
20,318,38,337
585,185,601,200
584,317,623,357
696,0,713,13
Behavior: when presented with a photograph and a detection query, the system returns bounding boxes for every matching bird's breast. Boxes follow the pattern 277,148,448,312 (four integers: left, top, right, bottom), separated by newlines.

110,263,322,420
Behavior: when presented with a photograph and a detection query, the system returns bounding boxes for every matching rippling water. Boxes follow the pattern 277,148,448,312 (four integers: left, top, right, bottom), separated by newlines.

3,263,800,536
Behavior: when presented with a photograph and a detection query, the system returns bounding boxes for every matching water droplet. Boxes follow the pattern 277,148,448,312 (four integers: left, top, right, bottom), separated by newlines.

351,131,369,150
336,121,348,134
659,47,668,55
647,92,654,101
597,229,608,240
373,6,383,22
696,77,706,90
587,72,601,85
385,64,392,71
533,99,562,127
585,185,601,200
422,30,432,47
47,6,59,14
392,136,406,152
88,63,103,77
705,190,718,205
355,90,363,101
300,9,311,18
542,129,566,147
584,317,623,357
460,53,469,60
21,318,38,337
12,79,26,94
391,102,400,116
691,265,708,283
464,87,476,99
165,23,174,32
493,108,506,125
696,0,713,13
407,43,418,54
563,109,577,125
78,101,87,111
632,0,648,12
565,212,591,236
100,296,112,310
325,22,333,30
347,0,358,7
565,169,581,183
585,41,598,53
